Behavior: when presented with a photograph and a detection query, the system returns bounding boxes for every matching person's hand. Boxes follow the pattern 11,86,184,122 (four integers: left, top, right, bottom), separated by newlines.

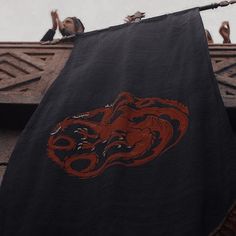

54,10,60,21
50,38,61,44
124,11,145,23
124,16,133,23
51,10,58,30
40,40,51,45
40,38,61,45
219,21,231,43
54,10,64,31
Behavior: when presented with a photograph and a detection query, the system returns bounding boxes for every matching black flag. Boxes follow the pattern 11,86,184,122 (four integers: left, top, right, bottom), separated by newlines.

0,8,236,236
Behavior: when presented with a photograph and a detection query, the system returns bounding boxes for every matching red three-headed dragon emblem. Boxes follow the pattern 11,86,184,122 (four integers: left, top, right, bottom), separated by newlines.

47,92,189,179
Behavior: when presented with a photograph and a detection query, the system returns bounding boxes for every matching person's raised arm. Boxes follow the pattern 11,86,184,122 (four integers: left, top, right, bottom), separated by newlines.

40,10,57,42
55,11,65,34
51,10,58,31
219,21,231,44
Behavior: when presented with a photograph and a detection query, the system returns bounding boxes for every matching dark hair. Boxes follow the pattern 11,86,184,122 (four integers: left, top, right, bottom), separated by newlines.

70,17,85,32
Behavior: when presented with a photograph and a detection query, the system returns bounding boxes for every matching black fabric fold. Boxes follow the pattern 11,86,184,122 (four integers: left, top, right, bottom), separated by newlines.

1,8,236,236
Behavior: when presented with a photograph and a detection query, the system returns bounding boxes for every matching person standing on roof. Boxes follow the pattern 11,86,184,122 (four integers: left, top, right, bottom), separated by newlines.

40,10,85,44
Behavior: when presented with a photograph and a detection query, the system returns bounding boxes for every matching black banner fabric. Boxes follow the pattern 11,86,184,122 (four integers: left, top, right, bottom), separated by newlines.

0,8,236,236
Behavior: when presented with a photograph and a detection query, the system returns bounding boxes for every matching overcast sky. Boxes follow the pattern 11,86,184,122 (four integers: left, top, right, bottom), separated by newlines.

1,0,235,43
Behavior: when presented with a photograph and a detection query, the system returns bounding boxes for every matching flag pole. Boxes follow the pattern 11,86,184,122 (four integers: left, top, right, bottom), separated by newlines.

199,0,236,11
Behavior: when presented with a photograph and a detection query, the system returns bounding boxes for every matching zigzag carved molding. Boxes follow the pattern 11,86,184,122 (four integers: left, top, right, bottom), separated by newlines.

0,43,236,107
0,43,72,102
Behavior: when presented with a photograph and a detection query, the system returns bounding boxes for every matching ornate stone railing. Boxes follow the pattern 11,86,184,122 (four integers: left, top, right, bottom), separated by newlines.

0,43,236,106
0,42,73,104
209,44,236,108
